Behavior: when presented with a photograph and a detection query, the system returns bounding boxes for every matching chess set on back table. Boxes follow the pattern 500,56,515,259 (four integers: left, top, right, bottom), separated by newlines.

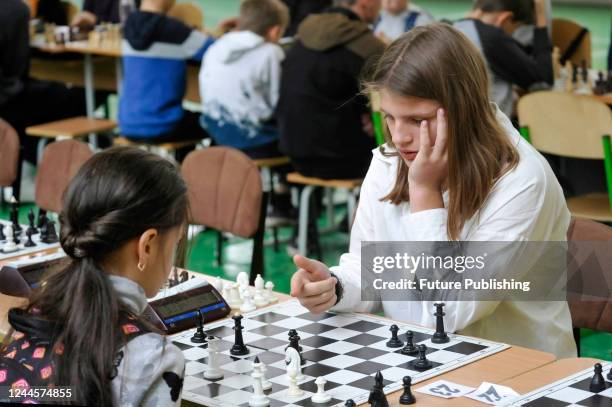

172,292,509,407
0,200,60,261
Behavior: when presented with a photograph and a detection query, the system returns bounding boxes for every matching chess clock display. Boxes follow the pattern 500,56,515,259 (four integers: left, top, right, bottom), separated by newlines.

0,251,68,297
147,283,230,334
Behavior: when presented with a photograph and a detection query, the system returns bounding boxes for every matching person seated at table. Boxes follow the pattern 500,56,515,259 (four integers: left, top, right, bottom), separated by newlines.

281,0,332,37
0,147,188,406
289,23,576,358
71,0,141,27
118,0,214,161
277,0,385,180
0,0,88,165
453,0,553,117
374,0,434,43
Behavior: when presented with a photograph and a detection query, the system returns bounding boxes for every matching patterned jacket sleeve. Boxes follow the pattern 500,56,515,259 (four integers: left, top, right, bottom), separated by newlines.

111,333,186,407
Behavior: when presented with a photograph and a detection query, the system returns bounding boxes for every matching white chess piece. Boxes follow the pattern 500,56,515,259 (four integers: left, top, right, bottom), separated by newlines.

311,376,331,403
229,283,243,309
285,346,303,381
2,225,18,253
253,274,268,307
222,282,231,303
260,361,272,391
264,281,278,304
249,369,270,407
286,367,303,397
237,271,249,291
212,276,223,293
203,337,224,380
240,290,256,313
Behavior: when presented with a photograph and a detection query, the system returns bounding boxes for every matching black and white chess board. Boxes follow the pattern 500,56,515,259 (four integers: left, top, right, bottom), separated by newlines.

172,300,509,407
0,220,60,261
504,362,612,407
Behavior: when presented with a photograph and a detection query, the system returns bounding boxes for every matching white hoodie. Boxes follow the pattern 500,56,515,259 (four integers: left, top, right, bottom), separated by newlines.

199,31,284,149
330,106,577,358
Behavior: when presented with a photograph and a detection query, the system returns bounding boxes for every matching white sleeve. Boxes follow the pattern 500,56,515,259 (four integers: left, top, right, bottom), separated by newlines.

260,46,284,119
112,333,186,407
331,157,382,314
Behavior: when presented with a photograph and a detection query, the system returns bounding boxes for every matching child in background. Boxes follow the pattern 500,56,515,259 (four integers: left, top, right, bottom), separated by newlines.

199,0,289,158
0,148,188,406
119,0,214,159
374,0,434,42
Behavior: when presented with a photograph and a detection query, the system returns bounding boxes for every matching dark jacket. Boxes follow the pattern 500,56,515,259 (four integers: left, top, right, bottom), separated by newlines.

281,0,332,37
277,8,385,166
82,0,141,24
0,0,30,108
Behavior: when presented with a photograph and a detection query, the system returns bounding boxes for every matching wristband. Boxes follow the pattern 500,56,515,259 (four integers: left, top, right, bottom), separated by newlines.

329,272,343,305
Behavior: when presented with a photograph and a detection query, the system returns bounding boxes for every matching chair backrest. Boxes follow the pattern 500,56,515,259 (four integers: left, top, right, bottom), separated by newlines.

168,3,204,30
0,119,20,187
517,91,612,160
181,147,262,238
552,18,592,68
35,140,93,213
566,218,612,333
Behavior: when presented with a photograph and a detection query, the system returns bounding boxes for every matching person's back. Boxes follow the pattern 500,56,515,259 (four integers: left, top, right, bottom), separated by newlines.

277,0,385,180
119,0,213,140
199,0,289,152
0,0,30,109
453,0,553,116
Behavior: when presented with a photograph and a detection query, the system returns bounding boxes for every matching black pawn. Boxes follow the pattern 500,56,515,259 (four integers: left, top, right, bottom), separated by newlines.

368,371,388,407
27,209,38,235
589,363,606,393
345,400,356,407
10,198,21,233
230,314,249,355
399,376,416,405
12,226,19,245
401,331,418,356
0,224,5,241
191,310,207,343
432,303,449,344
386,324,403,348
24,229,36,247
42,220,58,244
607,365,612,381
289,334,305,365
409,344,433,371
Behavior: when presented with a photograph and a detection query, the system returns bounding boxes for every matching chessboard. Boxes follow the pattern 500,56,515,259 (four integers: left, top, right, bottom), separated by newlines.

172,300,509,407
0,220,60,262
504,362,612,407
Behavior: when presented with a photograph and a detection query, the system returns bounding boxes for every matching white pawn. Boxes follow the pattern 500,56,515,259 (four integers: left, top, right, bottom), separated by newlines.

253,274,268,307
286,367,303,397
260,361,272,391
311,377,331,403
264,281,278,304
240,290,256,313
229,283,243,309
222,282,231,302
2,225,17,253
203,337,224,380
237,271,249,291
249,369,270,407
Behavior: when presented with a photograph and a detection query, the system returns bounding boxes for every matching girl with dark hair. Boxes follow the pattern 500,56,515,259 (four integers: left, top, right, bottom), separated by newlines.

289,23,575,358
0,147,188,406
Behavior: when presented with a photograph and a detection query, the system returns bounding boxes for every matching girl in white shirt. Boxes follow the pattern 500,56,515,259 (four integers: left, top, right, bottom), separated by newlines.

290,23,576,358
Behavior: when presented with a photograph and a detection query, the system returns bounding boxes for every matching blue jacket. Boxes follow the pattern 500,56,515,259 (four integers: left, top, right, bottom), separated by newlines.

119,11,214,138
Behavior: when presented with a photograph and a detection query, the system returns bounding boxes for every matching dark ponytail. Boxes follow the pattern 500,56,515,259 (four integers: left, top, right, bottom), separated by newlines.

24,147,189,406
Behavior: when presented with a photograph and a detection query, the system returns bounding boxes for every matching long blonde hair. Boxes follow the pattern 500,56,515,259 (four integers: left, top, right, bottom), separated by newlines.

364,23,519,240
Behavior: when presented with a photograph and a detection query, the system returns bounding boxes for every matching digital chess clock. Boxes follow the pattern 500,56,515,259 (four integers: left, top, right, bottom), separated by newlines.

0,251,68,297
147,277,230,334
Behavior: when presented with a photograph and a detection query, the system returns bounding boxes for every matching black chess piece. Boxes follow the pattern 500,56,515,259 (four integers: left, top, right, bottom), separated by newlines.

10,197,21,233
408,344,433,371
24,229,36,248
595,71,607,95
37,209,47,229
368,371,389,407
179,270,189,283
399,376,416,405
386,324,403,348
42,220,58,244
12,226,19,245
289,334,305,365
572,64,578,84
190,310,207,344
607,365,612,381
345,400,356,407
0,224,5,241
432,303,449,344
589,363,606,393
401,331,418,356
27,209,38,235
39,216,49,242
230,314,249,355
581,60,588,83
286,329,303,352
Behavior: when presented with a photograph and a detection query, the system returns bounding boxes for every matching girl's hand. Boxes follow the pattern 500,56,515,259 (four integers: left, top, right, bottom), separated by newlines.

408,108,448,193
290,255,337,314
